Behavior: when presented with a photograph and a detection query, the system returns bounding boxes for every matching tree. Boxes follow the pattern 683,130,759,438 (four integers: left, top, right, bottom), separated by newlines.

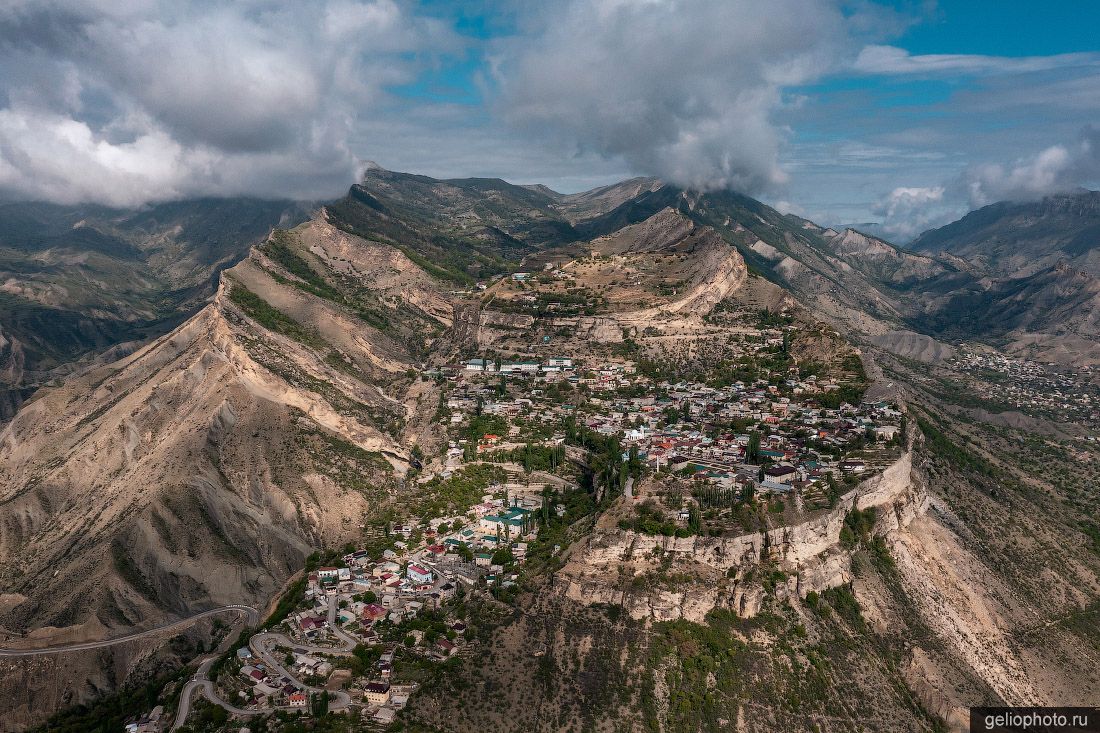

311,690,329,717
747,431,762,464
687,504,701,534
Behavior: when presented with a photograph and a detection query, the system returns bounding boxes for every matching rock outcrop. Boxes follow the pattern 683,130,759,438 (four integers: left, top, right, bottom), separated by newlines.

557,448,926,622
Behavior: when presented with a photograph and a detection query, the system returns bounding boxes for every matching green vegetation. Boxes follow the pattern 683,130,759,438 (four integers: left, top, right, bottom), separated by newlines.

822,585,864,628
464,413,509,444
411,464,507,520
839,506,876,549
263,576,308,630
263,230,342,301
260,230,398,333
916,416,998,477
31,667,189,733
756,307,794,328
228,280,326,349
480,443,567,473
619,499,685,537
563,416,641,500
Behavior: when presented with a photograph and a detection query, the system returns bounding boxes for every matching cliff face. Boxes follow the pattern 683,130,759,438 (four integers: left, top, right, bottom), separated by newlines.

557,449,926,623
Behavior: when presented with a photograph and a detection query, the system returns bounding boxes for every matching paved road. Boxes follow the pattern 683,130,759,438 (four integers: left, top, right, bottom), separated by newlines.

173,598,356,730
0,605,259,658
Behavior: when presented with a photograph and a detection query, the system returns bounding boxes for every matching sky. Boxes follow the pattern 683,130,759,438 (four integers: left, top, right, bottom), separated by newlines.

0,1,1098,241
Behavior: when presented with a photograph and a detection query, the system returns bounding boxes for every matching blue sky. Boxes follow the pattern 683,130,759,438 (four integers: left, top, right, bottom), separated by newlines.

366,0,1100,239
0,1,1097,240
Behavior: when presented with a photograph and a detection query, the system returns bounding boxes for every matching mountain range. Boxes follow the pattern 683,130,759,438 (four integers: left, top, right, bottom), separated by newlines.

0,199,309,419
0,168,1098,731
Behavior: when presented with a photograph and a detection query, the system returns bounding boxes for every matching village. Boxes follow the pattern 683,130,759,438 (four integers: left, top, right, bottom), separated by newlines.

432,338,902,529
945,347,1099,431
167,314,903,730
192,488,541,728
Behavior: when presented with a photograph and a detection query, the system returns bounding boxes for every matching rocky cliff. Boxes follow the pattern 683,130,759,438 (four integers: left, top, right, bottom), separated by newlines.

557,448,926,623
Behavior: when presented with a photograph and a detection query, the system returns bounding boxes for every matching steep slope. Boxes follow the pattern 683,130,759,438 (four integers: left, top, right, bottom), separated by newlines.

910,190,1100,277
882,192,1100,364
623,186,1100,367
550,176,663,222
0,209,459,725
0,198,309,418
325,166,580,283
4,168,1099,732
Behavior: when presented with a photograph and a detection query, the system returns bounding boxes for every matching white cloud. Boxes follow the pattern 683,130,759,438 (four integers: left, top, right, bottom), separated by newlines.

493,0,879,194
963,127,1100,207
853,45,1100,76
0,0,462,205
871,185,957,241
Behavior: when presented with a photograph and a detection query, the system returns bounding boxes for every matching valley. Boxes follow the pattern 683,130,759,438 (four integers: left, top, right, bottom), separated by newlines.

0,169,1098,733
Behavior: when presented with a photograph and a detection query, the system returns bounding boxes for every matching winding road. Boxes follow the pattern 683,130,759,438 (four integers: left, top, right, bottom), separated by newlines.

0,605,259,658
172,598,357,730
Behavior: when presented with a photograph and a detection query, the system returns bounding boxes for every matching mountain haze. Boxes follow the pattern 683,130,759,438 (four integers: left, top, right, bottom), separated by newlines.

0,198,310,419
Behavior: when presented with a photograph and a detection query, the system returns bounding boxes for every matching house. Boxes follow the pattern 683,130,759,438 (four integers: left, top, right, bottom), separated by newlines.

361,604,388,622
299,615,325,632
254,681,279,698
288,692,308,708
500,360,540,374
764,465,799,484
365,682,392,705
874,425,900,440
546,357,573,368
240,666,265,682
317,567,340,582
475,553,492,567
479,506,534,537
374,561,401,577
436,638,457,656
464,358,495,372
407,564,434,585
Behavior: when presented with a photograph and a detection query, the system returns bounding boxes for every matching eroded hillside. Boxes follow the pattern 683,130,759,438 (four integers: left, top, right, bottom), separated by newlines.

1,169,1098,733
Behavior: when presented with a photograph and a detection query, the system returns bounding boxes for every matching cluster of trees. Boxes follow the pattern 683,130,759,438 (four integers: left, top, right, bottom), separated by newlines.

480,443,567,472
839,506,877,548
412,464,507,519
563,416,641,500
692,482,756,511
746,431,762,464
